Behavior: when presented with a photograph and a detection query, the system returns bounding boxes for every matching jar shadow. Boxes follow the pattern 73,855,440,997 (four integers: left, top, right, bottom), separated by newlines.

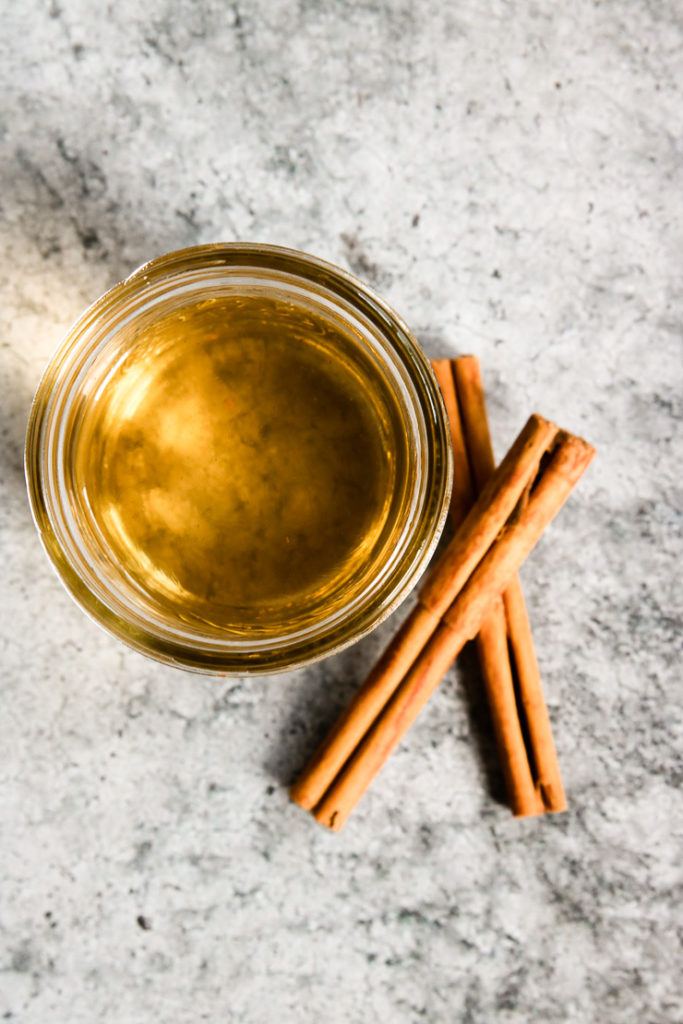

0,376,34,503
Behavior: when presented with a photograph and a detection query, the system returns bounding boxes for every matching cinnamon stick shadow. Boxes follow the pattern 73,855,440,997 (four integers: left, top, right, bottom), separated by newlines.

455,640,508,809
0,377,36,496
263,616,411,789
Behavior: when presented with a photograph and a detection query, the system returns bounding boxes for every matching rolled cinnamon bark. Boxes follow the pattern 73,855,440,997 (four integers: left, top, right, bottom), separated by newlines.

431,359,475,528
475,605,544,816
313,434,594,830
453,355,566,814
503,576,567,811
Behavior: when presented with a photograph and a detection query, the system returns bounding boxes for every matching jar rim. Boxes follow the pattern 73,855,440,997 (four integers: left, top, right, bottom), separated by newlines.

25,243,452,674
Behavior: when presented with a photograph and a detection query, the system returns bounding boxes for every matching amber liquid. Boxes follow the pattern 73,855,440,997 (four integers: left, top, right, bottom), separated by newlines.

73,295,408,636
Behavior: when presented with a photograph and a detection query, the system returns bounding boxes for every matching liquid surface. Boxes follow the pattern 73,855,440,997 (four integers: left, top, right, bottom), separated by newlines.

73,295,406,634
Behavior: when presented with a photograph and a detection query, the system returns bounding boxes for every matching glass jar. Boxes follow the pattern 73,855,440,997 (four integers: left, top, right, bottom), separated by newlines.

25,244,452,673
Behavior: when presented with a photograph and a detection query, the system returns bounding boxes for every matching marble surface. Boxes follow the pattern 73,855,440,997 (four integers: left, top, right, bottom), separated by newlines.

1,1,682,1021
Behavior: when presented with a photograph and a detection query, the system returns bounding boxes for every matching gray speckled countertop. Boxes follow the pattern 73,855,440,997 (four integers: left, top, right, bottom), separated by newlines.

1,2,682,1022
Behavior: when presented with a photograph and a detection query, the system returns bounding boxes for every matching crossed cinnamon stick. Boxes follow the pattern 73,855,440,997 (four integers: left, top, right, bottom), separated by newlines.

291,358,594,830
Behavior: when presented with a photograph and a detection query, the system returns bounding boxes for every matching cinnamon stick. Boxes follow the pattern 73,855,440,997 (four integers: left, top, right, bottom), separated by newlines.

431,359,475,528
475,606,543,815
290,413,559,812
313,433,594,830
503,577,566,811
313,434,593,831
453,355,565,814
438,355,542,815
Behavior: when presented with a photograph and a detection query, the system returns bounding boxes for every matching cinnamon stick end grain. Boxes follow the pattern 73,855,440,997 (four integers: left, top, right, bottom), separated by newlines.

289,778,318,812
538,783,568,814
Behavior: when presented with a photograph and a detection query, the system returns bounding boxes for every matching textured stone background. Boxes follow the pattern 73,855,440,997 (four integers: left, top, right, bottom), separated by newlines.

1,2,681,1021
